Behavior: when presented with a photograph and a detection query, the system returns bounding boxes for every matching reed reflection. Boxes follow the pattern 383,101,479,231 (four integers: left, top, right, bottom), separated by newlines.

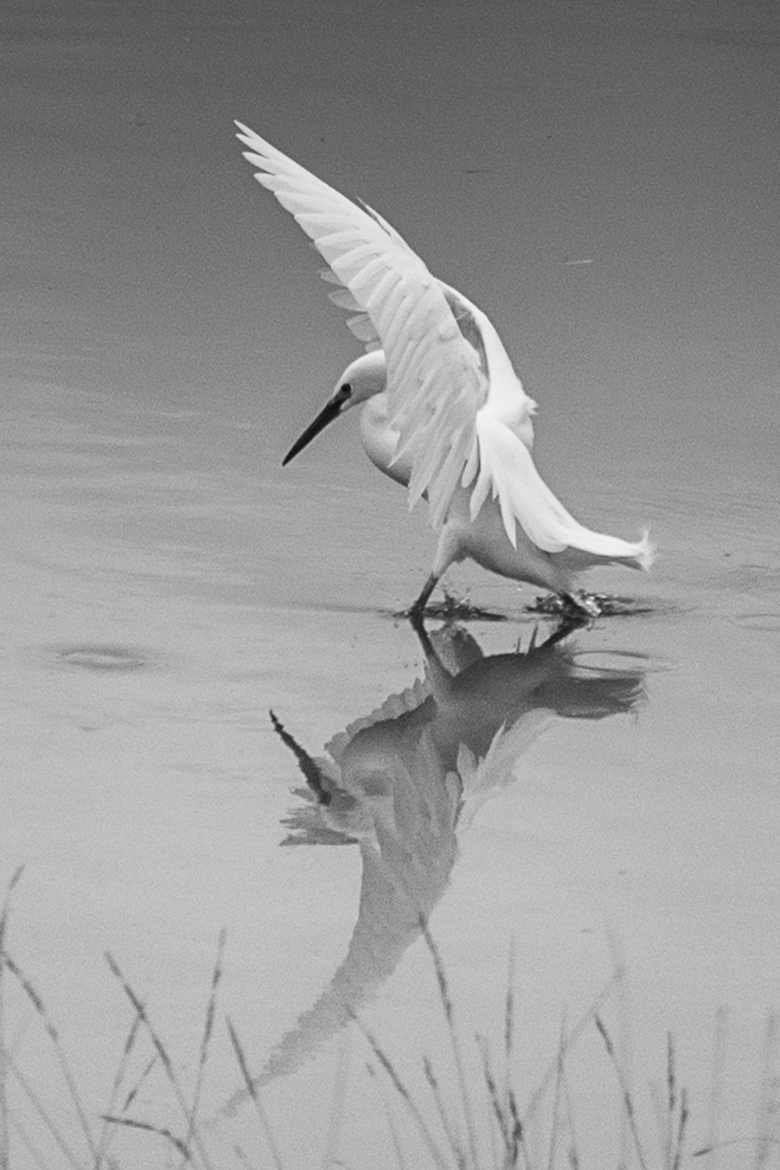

225,621,647,1111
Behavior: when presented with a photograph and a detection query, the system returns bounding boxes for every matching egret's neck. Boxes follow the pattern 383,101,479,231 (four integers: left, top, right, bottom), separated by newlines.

359,393,409,487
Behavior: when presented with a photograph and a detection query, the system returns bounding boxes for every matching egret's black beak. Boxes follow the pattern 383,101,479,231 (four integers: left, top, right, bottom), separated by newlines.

282,384,351,466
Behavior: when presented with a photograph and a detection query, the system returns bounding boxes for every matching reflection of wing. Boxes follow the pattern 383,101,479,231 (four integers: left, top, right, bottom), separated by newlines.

324,677,430,763
235,124,540,539
452,643,647,829
456,716,556,832
220,733,459,1115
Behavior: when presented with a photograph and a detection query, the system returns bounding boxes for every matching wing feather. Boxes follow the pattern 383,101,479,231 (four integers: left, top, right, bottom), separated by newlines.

327,287,361,310
235,122,536,538
345,313,377,342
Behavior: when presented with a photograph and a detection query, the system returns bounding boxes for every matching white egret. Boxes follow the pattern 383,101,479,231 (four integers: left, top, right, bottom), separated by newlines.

235,123,654,618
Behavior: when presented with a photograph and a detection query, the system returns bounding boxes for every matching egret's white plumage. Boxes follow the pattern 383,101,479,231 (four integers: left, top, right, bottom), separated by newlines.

235,122,654,615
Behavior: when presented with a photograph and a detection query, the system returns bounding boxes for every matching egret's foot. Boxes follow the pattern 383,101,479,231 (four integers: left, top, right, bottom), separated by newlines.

526,591,601,621
529,591,655,619
563,591,602,619
401,591,507,625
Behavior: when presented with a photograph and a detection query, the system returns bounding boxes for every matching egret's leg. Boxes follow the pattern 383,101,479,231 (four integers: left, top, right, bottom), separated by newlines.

408,573,439,623
543,614,584,647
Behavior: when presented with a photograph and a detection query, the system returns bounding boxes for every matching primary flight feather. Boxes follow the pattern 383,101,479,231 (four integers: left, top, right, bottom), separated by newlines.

235,121,653,617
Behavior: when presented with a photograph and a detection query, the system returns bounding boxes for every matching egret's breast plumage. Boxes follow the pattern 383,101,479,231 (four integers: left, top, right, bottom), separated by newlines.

359,394,408,486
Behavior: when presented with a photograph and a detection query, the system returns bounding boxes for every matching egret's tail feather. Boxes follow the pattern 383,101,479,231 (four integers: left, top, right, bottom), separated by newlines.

558,525,655,572
565,523,655,566
635,527,655,571
471,413,655,572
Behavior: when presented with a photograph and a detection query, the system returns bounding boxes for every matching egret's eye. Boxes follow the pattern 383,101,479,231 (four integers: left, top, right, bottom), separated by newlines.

336,383,352,405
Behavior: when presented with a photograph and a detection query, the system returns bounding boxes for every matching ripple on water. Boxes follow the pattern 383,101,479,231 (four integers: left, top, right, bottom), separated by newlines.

55,644,150,671
571,648,678,674
730,611,780,634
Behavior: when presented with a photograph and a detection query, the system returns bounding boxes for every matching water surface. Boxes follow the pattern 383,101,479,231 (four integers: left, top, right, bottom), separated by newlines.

2,1,779,1166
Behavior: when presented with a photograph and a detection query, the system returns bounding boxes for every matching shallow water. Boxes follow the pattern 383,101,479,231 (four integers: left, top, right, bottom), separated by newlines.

3,1,780,1167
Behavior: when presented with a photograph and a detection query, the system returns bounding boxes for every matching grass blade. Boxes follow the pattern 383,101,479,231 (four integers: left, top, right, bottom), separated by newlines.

545,1014,567,1170
3,951,98,1165
0,865,25,1170
3,1045,82,1170
352,1013,449,1170
595,1014,649,1170
225,1017,284,1170
419,916,479,1168
93,1006,144,1168
522,970,620,1128
504,938,516,1124
754,1013,778,1170
477,1034,511,1157
323,1030,351,1170
705,1006,729,1170
423,1055,466,1166
366,1063,407,1170
102,1113,191,1160
672,1088,689,1170
9,1111,50,1170
105,951,214,1170
179,930,226,1170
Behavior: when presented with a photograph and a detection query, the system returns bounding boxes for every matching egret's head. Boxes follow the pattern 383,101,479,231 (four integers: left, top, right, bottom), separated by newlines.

282,350,386,466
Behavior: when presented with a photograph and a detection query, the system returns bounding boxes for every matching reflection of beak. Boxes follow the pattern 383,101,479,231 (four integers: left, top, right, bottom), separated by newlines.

282,385,349,466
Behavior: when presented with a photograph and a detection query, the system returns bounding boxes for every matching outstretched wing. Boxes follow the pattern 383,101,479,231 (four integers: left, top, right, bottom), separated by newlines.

235,123,537,538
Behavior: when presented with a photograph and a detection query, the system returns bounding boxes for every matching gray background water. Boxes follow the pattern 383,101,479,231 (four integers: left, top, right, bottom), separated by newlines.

3,1,779,1166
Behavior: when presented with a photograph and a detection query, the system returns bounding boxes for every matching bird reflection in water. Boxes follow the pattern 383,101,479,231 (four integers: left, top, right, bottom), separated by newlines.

222,620,647,1114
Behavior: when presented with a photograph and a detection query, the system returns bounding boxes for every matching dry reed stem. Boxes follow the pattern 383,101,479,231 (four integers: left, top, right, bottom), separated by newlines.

651,1037,687,1170
104,952,173,1074
595,1014,650,1170
754,1012,779,1170
3,949,98,1164
422,1055,466,1167
650,1079,666,1167
418,916,479,1168
9,1110,50,1170
2,1044,82,1169
480,1032,532,1170
350,1011,449,1170
104,951,214,1170
482,1085,499,1170
606,932,633,1170
671,1087,689,1170
225,1016,284,1170
705,1005,729,1170
101,1113,191,1160
0,865,25,1170
94,1005,144,1169
179,929,227,1170
121,1052,157,1113
560,1045,581,1170
508,1088,532,1170
664,1031,677,1168
504,939,516,1123
367,1062,408,1170
546,1014,568,1170
233,1141,258,1170
477,1034,512,1157
693,1136,780,1159
323,1031,351,1170
522,970,620,1129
